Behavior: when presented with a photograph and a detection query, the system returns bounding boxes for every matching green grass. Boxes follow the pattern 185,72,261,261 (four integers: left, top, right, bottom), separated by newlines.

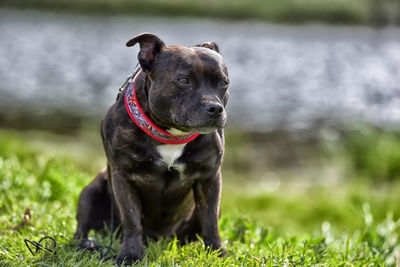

0,0,375,25
1,128,400,266
324,126,400,182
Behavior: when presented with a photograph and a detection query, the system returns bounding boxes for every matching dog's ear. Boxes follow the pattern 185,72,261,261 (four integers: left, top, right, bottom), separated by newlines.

126,33,166,72
195,42,220,53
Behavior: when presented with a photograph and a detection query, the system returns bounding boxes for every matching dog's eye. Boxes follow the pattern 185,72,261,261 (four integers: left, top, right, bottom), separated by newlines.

177,78,190,85
219,81,229,88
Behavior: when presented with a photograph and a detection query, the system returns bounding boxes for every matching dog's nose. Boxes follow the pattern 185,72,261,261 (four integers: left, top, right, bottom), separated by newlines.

206,102,224,118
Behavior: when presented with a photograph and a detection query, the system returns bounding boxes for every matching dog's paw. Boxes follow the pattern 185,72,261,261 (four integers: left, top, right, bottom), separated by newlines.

71,238,97,252
116,255,141,266
217,247,229,258
204,241,229,257
116,250,143,266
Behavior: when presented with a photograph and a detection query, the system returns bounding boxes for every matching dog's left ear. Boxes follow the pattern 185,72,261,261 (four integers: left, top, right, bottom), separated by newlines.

195,42,220,53
126,33,166,72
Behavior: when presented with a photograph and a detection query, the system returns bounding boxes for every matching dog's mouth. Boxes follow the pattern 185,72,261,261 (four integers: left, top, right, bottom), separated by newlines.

173,118,227,134
184,126,219,134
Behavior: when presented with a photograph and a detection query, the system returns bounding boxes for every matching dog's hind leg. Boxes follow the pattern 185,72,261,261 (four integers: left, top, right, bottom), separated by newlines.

74,169,118,249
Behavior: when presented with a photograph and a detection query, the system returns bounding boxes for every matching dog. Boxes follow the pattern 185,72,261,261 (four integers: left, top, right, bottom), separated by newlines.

74,32,230,265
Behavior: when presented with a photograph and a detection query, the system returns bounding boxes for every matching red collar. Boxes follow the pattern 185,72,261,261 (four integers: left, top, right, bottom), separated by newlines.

124,69,200,144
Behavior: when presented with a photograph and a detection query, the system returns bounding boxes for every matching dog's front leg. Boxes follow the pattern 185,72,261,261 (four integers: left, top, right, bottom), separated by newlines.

111,171,144,265
193,169,227,256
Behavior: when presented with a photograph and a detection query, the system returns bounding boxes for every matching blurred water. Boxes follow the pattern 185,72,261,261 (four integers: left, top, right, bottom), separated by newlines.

1,9,400,132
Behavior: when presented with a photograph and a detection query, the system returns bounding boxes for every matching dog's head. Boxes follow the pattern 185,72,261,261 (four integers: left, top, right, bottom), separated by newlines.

127,33,229,134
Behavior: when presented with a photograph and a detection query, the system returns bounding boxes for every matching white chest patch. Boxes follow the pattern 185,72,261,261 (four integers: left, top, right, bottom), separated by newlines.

157,143,186,171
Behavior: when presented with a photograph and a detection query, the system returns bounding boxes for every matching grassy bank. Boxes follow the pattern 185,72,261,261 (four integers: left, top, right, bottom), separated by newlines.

1,128,400,265
0,0,391,25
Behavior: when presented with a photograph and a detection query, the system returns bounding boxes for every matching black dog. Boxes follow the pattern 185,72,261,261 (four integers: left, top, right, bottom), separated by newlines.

74,33,230,265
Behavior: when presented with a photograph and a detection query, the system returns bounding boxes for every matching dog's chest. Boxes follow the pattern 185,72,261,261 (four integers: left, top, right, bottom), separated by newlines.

156,143,186,173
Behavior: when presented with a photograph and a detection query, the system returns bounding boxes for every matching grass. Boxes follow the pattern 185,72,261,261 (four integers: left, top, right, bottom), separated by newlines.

1,128,400,266
324,126,400,182
0,0,376,25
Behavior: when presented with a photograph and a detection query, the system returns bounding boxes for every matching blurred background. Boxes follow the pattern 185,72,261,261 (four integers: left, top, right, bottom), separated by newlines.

1,0,400,235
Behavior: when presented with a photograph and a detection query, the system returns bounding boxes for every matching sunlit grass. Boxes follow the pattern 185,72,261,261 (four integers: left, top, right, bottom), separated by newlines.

1,128,400,266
